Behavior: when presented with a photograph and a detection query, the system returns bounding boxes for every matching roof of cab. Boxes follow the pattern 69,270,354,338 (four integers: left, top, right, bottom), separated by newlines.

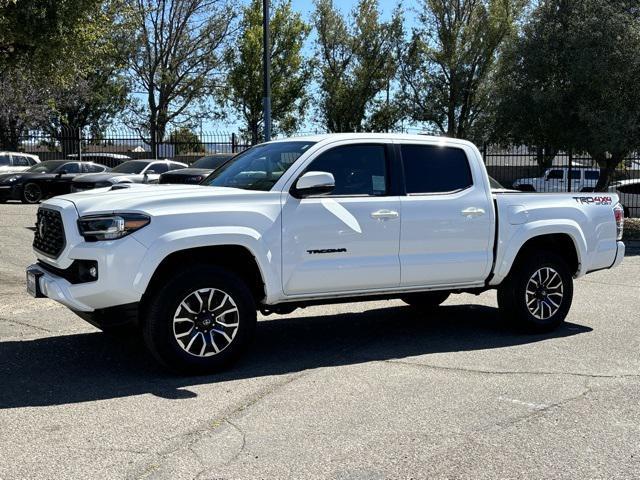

266,132,476,148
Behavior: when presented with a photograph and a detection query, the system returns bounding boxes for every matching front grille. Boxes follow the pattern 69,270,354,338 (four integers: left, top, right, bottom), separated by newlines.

33,208,66,258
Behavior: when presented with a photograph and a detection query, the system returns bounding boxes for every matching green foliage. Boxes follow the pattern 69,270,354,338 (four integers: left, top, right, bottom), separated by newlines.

494,0,640,189
127,0,235,154
399,0,523,140
313,0,402,132
168,127,205,154
221,0,311,144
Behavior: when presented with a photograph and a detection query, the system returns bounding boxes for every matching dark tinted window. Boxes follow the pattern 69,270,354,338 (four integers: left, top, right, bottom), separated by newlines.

584,170,600,180
60,162,80,173
12,155,29,166
568,169,580,180
401,145,472,194
0,155,10,166
27,156,38,166
306,144,387,196
149,162,169,174
547,169,564,180
168,162,186,171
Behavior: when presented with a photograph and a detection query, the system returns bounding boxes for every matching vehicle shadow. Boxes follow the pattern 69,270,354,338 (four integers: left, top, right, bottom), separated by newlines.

0,304,592,409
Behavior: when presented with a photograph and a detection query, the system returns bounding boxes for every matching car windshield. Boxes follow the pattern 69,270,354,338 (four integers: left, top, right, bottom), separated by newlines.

193,155,232,169
488,175,505,189
202,141,316,191
112,160,150,174
26,161,67,173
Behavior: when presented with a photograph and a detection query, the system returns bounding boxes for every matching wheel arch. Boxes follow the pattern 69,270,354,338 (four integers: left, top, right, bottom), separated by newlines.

140,245,267,312
491,224,586,285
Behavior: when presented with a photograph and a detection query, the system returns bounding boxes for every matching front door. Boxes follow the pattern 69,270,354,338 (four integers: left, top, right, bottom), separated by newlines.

281,143,401,296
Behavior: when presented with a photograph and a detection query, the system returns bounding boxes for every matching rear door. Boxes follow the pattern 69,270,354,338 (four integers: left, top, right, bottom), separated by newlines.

281,141,402,295
397,142,494,287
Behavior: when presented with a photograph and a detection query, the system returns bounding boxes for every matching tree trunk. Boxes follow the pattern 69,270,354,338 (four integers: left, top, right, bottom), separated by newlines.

594,152,624,192
535,145,557,175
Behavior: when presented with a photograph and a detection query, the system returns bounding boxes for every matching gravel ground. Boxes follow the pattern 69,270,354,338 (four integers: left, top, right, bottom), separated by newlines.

0,202,639,480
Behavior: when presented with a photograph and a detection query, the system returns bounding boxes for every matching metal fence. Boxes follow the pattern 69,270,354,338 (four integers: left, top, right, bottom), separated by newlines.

1,127,253,166
2,128,639,216
482,145,640,216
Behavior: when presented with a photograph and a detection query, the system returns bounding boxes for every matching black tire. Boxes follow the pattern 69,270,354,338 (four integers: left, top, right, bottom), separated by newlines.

142,265,256,374
401,291,450,309
22,182,43,204
497,250,573,332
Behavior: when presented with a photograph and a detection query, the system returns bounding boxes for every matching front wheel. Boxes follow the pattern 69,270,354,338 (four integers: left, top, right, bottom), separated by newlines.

143,266,256,374
22,182,43,204
497,251,573,332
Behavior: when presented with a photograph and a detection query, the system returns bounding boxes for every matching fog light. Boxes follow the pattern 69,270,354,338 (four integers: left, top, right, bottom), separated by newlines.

89,266,98,278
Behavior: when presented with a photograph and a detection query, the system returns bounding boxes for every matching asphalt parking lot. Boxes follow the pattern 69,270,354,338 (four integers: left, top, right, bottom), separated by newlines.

1,202,639,480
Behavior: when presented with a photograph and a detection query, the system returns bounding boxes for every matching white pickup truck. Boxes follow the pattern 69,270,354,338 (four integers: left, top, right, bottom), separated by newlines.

26,134,626,373
513,167,601,192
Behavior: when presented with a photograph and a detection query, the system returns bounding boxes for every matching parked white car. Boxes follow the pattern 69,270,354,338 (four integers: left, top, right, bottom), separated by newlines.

70,159,187,192
610,179,640,217
27,134,625,374
513,167,600,192
0,152,40,173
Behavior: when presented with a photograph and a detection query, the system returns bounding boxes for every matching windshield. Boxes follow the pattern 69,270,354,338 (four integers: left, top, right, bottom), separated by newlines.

193,155,233,169
202,141,316,191
488,175,505,189
112,160,150,174
27,160,67,173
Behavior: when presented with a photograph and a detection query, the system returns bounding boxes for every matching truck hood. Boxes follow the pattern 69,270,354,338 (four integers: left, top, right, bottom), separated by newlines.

58,183,271,216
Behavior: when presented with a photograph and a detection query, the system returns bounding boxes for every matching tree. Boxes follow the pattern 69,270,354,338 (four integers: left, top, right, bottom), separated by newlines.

0,65,48,150
168,127,204,154
0,0,104,72
494,0,640,189
398,0,523,140
0,0,130,153
127,0,236,156
313,0,402,132
221,0,311,144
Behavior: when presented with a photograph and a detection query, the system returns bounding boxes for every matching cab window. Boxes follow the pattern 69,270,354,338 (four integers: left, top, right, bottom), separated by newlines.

401,144,473,194
305,144,388,196
547,169,564,180
12,155,29,167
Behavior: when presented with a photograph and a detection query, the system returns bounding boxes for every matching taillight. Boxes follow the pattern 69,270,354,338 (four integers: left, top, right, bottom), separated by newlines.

614,203,624,241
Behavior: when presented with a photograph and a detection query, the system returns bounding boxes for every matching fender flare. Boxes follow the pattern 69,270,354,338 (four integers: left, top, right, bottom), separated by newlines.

490,220,587,285
132,226,278,300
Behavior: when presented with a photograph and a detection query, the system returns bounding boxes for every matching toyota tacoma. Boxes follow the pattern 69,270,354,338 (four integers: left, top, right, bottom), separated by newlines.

26,134,626,373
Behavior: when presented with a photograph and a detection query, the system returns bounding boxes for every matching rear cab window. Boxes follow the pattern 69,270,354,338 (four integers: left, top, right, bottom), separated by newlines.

400,144,473,194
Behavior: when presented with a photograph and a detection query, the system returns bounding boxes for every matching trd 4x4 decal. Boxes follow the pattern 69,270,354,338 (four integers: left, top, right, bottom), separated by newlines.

573,196,612,206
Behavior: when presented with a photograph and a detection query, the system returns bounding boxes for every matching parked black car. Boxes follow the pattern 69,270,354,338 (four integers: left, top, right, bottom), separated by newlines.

0,160,109,204
158,154,233,185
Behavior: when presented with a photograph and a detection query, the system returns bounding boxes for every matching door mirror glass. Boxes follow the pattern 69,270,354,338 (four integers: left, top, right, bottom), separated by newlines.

294,171,335,197
145,169,156,175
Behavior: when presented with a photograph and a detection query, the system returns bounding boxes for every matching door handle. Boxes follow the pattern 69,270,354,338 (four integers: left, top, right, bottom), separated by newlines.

461,207,486,217
371,209,399,220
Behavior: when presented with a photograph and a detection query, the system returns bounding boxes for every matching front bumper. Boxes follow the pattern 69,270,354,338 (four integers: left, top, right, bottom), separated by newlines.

26,264,94,311
0,184,21,200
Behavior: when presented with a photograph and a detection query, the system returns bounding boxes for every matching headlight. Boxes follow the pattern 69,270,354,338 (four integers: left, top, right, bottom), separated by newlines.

77,213,150,241
189,175,204,183
5,176,20,183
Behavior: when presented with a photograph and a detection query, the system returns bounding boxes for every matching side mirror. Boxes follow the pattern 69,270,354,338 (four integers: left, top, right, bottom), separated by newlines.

57,170,67,176
292,171,335,198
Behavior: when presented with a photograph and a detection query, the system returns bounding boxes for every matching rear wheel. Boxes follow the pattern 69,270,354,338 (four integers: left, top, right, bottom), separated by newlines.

401,291,450,309
22,182,43,204
143,265,256,374
498,251,573,332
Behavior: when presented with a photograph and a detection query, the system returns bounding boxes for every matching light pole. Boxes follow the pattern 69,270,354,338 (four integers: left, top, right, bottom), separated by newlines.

262,0,272,142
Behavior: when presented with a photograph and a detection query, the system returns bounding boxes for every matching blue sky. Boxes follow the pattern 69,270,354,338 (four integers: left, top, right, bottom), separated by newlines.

204,0,421,134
